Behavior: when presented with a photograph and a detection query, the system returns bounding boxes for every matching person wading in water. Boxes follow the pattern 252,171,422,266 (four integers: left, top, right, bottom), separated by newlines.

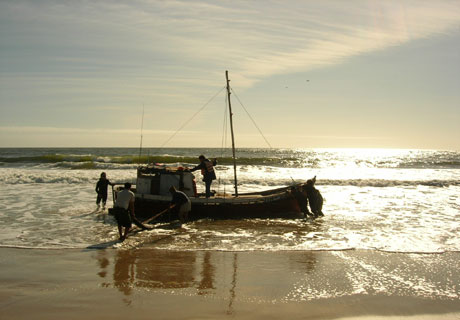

95,172,114,209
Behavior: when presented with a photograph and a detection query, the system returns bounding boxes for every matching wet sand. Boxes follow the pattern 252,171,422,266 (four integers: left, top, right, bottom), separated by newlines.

1,248,460,320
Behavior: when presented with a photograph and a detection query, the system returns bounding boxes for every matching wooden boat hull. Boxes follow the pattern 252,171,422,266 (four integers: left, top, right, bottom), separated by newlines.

134,186,303,222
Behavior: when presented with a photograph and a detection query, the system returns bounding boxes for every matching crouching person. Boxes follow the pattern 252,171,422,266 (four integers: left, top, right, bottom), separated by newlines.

113,182,135,241
292,185,314,218
169,186,191,224
304,176,324,218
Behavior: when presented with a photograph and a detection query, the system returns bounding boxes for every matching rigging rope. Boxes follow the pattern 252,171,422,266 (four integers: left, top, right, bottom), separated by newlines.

159,86,226,148
230,87,273,149
138,103,145,163
230,86,298,186
221,94,229,154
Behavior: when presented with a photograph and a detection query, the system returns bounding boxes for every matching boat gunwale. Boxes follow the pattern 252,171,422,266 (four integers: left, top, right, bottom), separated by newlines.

134,187,294,205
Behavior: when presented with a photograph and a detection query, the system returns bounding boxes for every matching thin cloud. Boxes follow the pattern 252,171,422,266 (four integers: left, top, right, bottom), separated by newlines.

1,1,459,148
4,1,459,83
0,126,200,136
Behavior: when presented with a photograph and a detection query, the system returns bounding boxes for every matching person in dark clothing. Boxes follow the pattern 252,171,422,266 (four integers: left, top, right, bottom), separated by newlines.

304,176,324,218
95,172,113,209
169,186,191,224
189,155,217,198
292,185,314,218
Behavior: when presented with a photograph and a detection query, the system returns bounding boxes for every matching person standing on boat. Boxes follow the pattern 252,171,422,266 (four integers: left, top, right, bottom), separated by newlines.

168,186,191,224
188,155,217,198
113,182,135,241
95,172,114,209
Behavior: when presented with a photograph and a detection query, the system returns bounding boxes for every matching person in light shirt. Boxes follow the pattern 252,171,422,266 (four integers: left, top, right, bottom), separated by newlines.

113,182,135,241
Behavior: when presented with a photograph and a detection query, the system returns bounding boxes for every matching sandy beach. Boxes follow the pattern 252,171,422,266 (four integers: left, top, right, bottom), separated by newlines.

1,247,459,320
2,0,460,316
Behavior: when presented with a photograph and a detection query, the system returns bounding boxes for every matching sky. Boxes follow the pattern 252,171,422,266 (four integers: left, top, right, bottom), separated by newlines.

0,0,459,150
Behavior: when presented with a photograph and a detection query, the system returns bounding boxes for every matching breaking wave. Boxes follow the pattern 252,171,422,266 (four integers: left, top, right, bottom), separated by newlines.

1,169,458,188
221,178,460,188
1,149,459,169
0,154,304,168
317,179,460,187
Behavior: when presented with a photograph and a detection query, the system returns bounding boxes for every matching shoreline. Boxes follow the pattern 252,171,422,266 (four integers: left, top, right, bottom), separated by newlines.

2,244,458,254
1,248,459,319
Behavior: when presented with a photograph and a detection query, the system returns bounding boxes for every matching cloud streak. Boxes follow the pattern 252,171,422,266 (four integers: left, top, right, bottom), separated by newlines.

2,0,459,87
1,1,459,148
0,126,217,147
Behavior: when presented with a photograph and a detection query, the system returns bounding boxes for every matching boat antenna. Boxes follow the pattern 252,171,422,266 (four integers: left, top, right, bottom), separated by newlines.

219,91,229,198
226,70,238,196
138,103,145,163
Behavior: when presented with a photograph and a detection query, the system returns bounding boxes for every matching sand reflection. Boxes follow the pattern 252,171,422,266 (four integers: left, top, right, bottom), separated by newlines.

198,251,215,295
99,249,320,307
95,250,109,278
227,253,237,315
113,250,136,296
111,250,196,295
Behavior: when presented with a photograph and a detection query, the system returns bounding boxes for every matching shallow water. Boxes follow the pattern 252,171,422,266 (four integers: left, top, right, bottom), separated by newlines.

0,148,459,253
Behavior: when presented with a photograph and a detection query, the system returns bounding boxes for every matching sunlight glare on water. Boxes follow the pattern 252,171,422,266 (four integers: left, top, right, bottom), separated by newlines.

0,148,458,253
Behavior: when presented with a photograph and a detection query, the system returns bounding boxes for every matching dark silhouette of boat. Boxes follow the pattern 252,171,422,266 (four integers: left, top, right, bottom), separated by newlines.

111,71,306,222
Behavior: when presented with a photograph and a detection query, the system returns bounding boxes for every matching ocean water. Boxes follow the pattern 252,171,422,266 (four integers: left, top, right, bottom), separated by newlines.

0,148,459,253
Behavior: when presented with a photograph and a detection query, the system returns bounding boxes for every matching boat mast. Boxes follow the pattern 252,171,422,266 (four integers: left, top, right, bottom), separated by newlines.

138,103,145,163
226,70,238,196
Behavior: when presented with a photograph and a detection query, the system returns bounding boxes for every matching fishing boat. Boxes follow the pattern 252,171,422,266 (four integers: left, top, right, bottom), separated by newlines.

112,71,306,221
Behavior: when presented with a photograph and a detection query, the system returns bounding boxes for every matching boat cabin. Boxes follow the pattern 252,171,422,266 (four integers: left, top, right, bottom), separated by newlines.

136,165,197,197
